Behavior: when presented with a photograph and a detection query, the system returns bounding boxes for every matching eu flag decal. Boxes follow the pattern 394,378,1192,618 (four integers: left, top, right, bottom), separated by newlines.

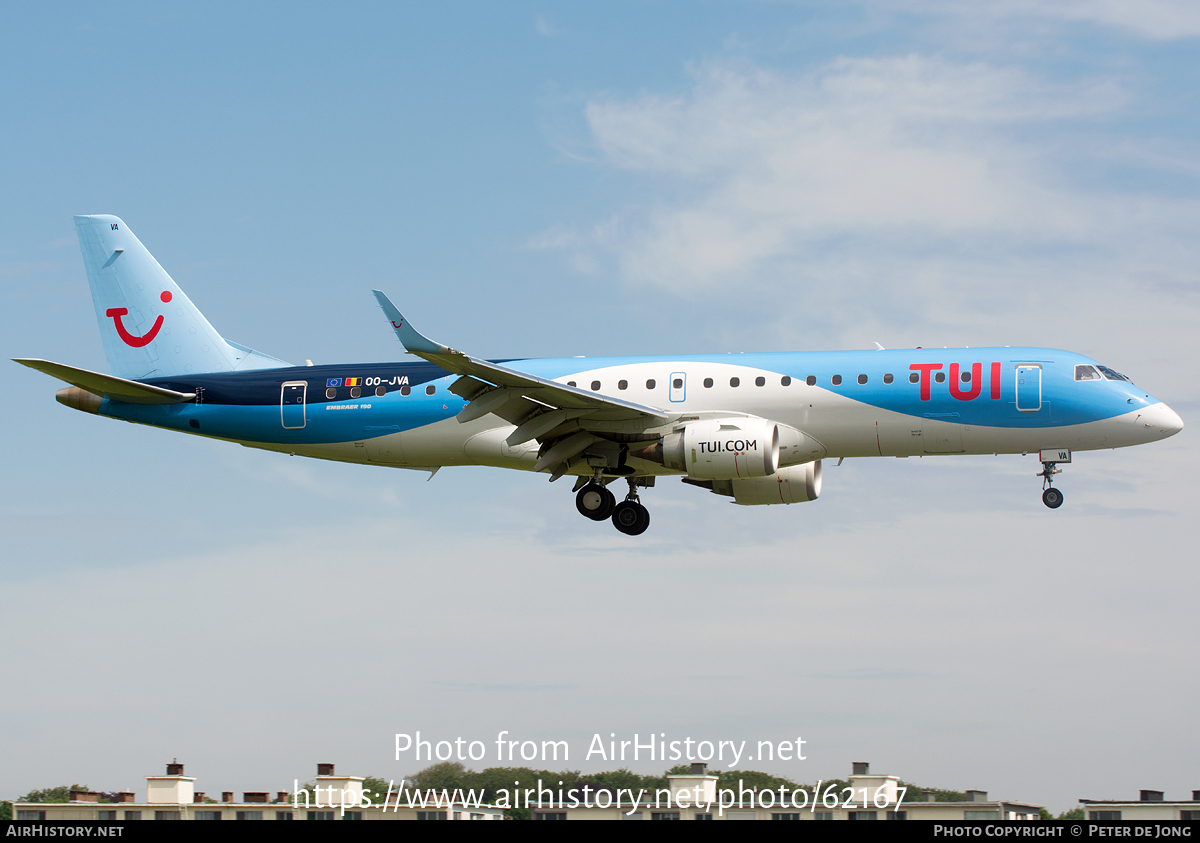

326,378,342,388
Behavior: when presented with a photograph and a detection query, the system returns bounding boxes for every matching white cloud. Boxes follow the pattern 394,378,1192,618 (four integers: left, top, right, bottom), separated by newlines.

888,0,1200,40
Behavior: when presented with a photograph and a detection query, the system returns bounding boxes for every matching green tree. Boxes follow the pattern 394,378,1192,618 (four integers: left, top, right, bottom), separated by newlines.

18,785,91,803
1,801,11,821
1058,807,1084,820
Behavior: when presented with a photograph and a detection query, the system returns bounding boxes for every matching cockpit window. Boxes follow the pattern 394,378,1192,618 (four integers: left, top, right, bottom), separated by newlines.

1096,365,1131,382
1075,365,1101,381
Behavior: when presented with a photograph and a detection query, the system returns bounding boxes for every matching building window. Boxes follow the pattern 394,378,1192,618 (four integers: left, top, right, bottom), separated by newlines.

17,812,46,821
416,811,448,820
195,811,222,820
1181,812,1200,821
883,373,894,384
470,813,485,820
236,811,263,820
730,377,740,387
781,376,792,386
645,379,656,389
307,812,336,820
275,812,293,820
623,812,643,820
535,812,567,820
651,812,681,820
124,812,141,821
98,811,117,821
154,811,181,820
814,812,834,820
755,376,765,386
425,385,435,395
806,376,816,386
703,378,713,388
832,375,842,385
772,813,802,820
1089,811,1122,821
343,812,362,820
694,813,713,820
848,811,878,820
964,810,1001,820
888,811,908,820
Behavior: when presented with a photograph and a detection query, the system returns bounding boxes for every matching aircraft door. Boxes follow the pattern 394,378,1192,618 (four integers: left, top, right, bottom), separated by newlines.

281,381,307,429
1015,365,1042,412
669,371,686,403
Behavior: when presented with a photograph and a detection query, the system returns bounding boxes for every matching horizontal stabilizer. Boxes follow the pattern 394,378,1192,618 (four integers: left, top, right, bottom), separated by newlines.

14,358,197,404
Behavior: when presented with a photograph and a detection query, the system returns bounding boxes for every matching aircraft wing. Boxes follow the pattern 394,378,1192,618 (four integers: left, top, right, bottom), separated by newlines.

14,358,197,404
372,291,670,439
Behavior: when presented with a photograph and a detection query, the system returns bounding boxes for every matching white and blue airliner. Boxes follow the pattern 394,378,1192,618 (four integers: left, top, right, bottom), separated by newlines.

16,215,1183,535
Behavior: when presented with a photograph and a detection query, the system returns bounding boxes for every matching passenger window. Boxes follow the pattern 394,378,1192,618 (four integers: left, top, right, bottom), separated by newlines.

400,386,411,396
755,376,765,387
375,386,386,397
781,376,792,386
1075,365,1101,381
326,387,336,399
646,379,656,389
591,380,601,391
832,375,842,385
857,374,867,385
567,381,576,387
730,377,740,387
883,373,893,384
618,380,628,390
426,385,436,395
703,378,713,388
806,376,816,386
673,378,683,389
934,372,946,383
909,372,919,384
351,387,361,398
961,370,971,383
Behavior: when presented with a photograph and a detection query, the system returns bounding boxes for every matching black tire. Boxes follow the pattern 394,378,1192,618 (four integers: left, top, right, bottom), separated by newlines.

576,484,615,520
612,501,650,535
1042,488,1064,509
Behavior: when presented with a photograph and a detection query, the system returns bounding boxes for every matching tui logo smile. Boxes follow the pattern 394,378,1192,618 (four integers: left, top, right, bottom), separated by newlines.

107,291,172,348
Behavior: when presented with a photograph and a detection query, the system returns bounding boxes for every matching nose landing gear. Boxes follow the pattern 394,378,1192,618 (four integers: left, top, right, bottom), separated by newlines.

1038,456,1064,509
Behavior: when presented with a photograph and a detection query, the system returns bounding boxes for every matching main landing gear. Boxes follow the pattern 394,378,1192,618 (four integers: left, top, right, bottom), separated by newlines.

575,475,651,535
1038,460,1064,509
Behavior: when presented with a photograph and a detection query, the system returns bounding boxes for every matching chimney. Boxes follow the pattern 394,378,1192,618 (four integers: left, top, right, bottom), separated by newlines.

166,762,184,776
276,792,288,804
244,792,268,803
69,791,99,803
1140,790,1164,802
222,792,233,803
966,790,988,802
852,762,869,775
317,763,335,776
924,791,937,803
690,762,708,775
1193,791,1200,802
193,793,205,804
113,793,135,804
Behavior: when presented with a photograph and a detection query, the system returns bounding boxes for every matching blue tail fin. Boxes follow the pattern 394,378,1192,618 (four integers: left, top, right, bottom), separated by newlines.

75,214,289,379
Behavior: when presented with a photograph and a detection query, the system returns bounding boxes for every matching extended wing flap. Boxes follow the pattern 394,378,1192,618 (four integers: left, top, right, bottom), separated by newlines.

371,290,669,423
14,358,197,404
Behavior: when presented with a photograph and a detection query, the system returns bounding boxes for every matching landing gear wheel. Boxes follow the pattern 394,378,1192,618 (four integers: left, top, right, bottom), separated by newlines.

576,484,615,521
1042,488,1063,509
611,500,650,535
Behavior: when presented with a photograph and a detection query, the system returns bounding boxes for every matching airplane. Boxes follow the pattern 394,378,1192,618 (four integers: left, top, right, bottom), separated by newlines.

15,215,1184,536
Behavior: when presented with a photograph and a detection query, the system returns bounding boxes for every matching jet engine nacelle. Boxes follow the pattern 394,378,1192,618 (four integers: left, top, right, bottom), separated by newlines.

727,460,823,505
662,417,780,480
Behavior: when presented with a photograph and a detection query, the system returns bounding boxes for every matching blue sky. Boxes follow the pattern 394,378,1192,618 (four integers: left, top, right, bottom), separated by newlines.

2,2,1198,813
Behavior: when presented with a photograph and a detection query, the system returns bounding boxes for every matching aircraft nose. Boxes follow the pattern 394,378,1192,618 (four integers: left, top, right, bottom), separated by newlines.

1140,402,1183,438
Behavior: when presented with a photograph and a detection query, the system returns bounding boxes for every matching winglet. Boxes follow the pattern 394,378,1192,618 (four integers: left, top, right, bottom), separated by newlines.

372,290,451,355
